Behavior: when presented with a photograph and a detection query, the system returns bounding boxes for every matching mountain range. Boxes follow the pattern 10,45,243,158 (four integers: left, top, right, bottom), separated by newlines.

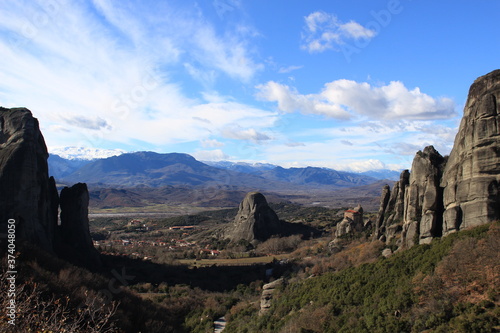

49,151,400,191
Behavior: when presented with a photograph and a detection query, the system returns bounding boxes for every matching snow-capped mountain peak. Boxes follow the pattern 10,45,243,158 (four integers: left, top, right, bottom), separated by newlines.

48,146,126,160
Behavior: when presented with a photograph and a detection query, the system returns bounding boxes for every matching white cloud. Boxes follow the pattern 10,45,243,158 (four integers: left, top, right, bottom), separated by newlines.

192,25,263,82
255,81,351,119
340,21,376,39
285,141,306,147
256,80,456,120
301,11,376,53
0,0,269,150
278,65,303,74
201,139,225,148
220,125,271,143
256,115,459,172
323,80,456,120
263,139,410,172
192,149,229,161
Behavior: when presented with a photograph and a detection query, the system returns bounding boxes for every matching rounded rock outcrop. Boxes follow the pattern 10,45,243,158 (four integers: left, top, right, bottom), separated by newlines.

225,192,284,243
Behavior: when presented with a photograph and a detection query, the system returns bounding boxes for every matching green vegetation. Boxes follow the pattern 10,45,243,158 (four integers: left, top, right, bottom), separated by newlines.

225,222,500,332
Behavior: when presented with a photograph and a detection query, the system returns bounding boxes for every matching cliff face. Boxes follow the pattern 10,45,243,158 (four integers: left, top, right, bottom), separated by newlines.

225,192,284,243
0,107,58,250
0,107,99,267
441,70,500,235
376,70,500,248
402,146,446,247
374,170,409,244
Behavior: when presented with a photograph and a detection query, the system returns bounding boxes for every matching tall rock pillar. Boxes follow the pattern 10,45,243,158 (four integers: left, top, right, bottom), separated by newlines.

402,146,446,247
0,107,59,251
441,70,500,235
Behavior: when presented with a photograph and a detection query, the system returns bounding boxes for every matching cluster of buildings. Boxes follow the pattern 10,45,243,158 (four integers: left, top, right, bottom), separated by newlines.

93,238,196,249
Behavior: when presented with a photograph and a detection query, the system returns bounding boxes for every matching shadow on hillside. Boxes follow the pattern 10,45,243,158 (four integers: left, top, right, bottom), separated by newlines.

100,254,288,292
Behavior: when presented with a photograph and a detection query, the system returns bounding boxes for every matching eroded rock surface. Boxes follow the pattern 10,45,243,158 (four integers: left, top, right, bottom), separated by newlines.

226,192,284,243
376,70,500,248
0,107,58,250
441,70,500,234
375,170,409,245
0,107,100,267
402,146,446,247
259,278,284,315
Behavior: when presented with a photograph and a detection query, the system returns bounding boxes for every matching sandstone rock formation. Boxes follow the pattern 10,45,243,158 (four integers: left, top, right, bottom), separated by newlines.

329,205,365,252
225,192,284,243
402,146,446,247
57,183,101,267
376,70,500,248
0,107,58,250
441,70,500,235
335,204,364,238
374,170,409,244
0,107,99,266
259,278,284,315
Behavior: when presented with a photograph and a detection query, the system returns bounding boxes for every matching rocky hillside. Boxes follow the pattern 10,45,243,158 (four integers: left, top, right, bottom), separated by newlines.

376,69,500,248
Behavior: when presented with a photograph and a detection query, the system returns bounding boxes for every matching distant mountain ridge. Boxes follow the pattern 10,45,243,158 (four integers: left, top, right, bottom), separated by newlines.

204,160,401,181
49,151,392,191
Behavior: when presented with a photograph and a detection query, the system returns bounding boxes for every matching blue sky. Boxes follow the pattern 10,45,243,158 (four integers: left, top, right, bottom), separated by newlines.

0,0,499,171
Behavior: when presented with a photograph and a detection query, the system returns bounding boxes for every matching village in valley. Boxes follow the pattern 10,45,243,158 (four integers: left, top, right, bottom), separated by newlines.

89,202,370,267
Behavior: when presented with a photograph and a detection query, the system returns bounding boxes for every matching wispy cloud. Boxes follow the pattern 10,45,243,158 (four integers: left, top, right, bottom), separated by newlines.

62,115,112,131
0,0,268,150
341,140,353,146
278,65,303,74
301,11,376,53
220,125,271,143
201,139,225,148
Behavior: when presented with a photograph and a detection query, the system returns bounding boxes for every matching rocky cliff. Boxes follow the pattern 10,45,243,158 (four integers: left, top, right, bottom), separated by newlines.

402,146,446,247
374,170,409,244
441,70,500,235
0,107,58,250
0,107,99,267
376,70,500,248
225,192,285,243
